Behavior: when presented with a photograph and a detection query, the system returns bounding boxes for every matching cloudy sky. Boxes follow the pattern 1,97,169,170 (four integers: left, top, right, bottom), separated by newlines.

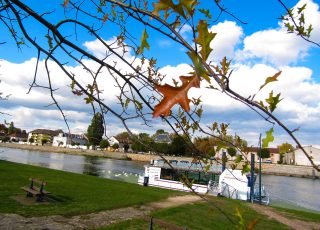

0,0,319,146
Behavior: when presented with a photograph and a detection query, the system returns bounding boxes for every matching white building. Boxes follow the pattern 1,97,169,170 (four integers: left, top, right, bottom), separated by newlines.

108,136,119,146
284,145,320,166
52,132,88,147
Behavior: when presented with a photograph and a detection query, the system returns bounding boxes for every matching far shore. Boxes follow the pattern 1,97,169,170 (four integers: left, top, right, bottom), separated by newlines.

0,142,318,179
0,142,129,160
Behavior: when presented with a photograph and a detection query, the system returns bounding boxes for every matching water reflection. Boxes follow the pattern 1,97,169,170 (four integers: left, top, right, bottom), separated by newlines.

0,146,144,184
263,175,320,211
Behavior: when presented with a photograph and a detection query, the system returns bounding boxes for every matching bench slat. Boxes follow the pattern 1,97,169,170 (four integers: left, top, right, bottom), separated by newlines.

29,178,46,185
32,186,51,194
21,187,41,195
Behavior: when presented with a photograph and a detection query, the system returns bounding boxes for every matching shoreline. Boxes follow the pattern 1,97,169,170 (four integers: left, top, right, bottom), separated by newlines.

0,142,318,179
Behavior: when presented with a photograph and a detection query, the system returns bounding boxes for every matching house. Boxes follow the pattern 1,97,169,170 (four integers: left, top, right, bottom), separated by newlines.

154,133,172,144
107,136,132,152
28,129,63,145
108,136,119,146
52,132,88,147
245,147,280,163
9,133,28,142
284,145,320,166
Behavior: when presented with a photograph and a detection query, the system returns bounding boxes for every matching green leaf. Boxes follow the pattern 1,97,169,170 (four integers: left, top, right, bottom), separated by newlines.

265,91,282,112
85,96,94,104
262,128,274,148
137,29,150,55
152,0,197,19
194,20,216,61
45,34,53,50
124,98,130,109
187,51,210,82
241,162,250,174
259,71,281,91
134,100,143,110
199,8,212,19
220,56,231,76
235,155,243,163
297,3,307,14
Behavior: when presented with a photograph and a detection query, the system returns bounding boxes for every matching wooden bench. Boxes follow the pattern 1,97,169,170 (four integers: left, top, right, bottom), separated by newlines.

21,178,51,202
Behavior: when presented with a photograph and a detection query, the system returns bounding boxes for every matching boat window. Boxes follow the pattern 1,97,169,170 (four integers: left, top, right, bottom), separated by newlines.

160,168,173,180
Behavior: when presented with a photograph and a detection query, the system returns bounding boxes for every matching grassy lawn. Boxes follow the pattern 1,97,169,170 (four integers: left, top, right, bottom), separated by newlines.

0,160,181,217
104,198,291,230
272,206,320,223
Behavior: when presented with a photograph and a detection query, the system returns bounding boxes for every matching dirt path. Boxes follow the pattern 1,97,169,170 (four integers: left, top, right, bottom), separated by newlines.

251,204,320,230
0,195,202,230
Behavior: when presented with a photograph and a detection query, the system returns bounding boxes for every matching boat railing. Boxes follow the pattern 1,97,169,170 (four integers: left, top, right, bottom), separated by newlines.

220,182,240,200
253,184,270,205
207,180,220,195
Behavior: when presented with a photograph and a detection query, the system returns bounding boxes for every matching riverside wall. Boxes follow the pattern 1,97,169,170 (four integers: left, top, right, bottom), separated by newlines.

1,142,319,179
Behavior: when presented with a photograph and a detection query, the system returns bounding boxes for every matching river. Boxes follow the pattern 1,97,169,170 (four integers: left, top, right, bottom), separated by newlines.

0,146,319,212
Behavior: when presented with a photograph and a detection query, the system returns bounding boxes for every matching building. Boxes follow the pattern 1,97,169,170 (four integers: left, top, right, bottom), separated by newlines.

108,136,119,146
52,132,88,147
9,133,28,142
245,147,280,163
107,136,132,152
154,133,172,144
28,129,63,145
284,145,320,166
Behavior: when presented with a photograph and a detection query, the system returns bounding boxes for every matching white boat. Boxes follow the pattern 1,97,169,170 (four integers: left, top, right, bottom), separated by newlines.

138,159,269,204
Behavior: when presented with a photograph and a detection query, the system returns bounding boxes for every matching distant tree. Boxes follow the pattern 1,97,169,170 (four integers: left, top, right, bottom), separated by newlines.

227,147,237,157
155,129,165,135
112,143,119,149
278,143,294,164
28,137,34,143
8,122,14,134
123,144,130,152
258,148,270,159
2,136,10,142
87,112,104,147
131,133,153,152
115,132,130,140
169,135,187,156
99,139,110,149
154,142,170,155
278,143,294,154
14,128,22,134
41,138,48,146
22,130,27,135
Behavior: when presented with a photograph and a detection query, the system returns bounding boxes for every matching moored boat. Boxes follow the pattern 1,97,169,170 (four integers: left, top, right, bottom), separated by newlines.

138,159,269,204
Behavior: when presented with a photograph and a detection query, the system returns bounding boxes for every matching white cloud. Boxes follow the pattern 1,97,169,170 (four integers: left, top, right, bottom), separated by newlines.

208,21,243,61
236,0,320,66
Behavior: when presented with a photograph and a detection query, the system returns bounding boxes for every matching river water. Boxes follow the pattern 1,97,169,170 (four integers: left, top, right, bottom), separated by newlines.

0,146,319,212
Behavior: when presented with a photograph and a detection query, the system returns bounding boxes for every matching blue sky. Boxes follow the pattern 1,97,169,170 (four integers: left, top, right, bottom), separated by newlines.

0,0,319,147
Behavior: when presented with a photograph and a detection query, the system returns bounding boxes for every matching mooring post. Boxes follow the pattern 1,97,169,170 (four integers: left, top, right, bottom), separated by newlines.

250,153,255,203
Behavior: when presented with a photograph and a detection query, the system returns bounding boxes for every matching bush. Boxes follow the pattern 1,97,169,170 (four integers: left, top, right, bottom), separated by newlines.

99,139,110,149
258,148,270,159
112,143,119,149
41,139,48,146
1,136,10,142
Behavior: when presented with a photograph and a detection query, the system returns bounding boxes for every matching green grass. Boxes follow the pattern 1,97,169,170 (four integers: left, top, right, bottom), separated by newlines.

0,160,181,217
272,206,320,223
104,197,291,230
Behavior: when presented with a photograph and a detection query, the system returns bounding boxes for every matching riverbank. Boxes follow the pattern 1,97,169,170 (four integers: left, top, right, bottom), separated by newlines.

1,142,319,179
1,160,319,230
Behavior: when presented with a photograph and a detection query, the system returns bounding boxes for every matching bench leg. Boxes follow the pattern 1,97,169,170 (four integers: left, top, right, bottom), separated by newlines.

36,194,44,202
26,192,33,197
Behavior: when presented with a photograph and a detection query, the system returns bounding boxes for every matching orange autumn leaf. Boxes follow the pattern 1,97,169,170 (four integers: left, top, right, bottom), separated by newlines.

153,75,200,118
